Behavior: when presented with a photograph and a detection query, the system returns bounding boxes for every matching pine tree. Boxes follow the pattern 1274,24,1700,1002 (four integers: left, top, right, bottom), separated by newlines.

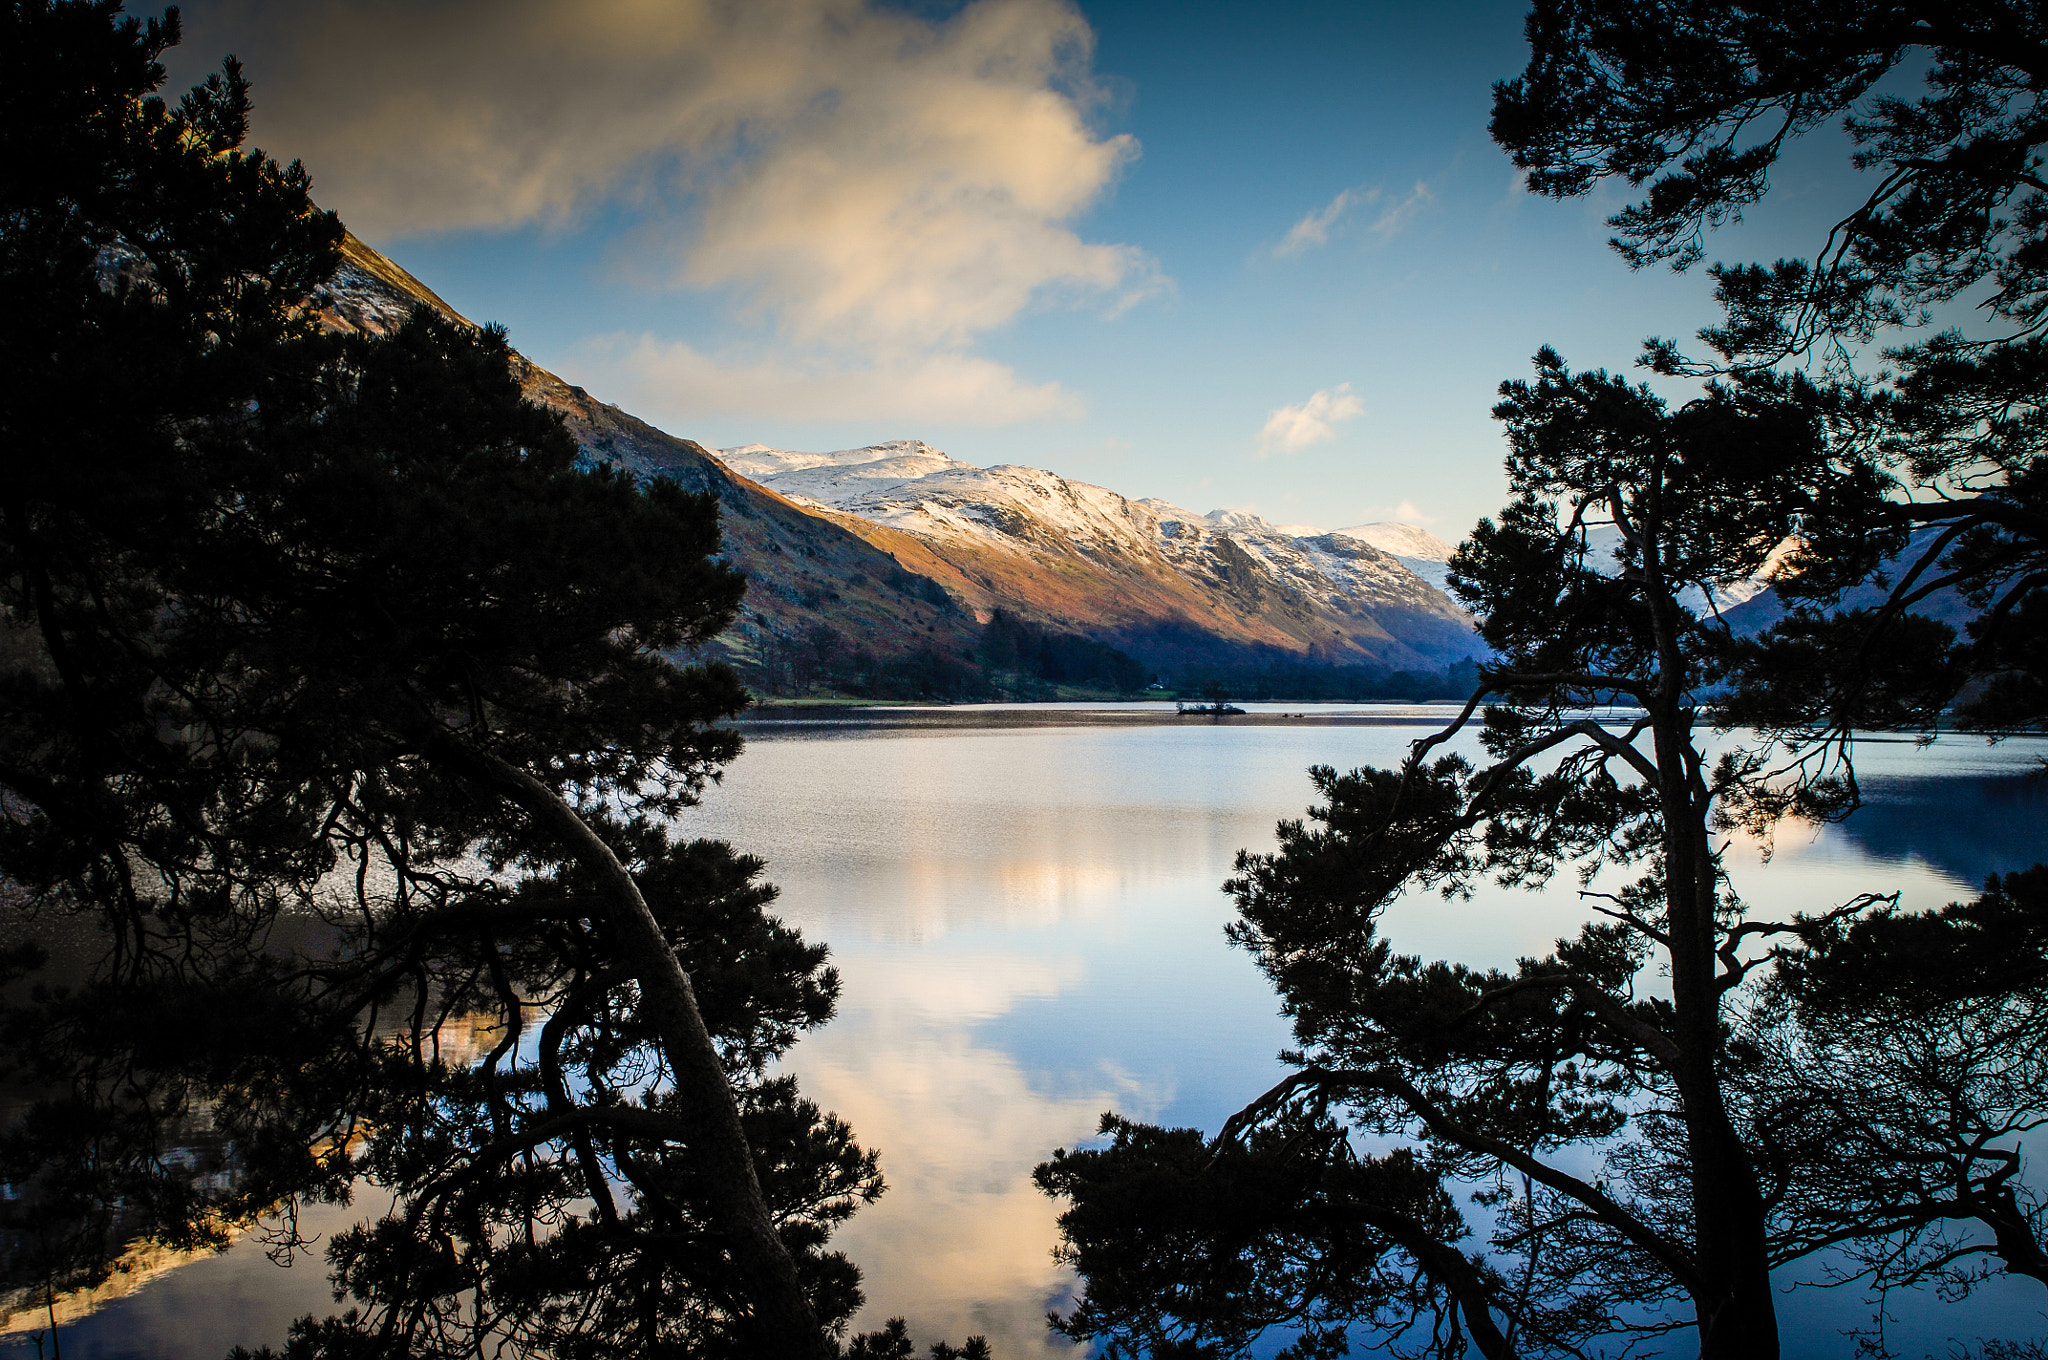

1039,353,2044,1359
1492,0,2048,732
0,5,855,1353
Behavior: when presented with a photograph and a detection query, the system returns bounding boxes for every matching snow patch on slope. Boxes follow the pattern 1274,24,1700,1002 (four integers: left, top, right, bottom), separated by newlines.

1322,522,1456,592
1328,522,1454,562
718,439,961,504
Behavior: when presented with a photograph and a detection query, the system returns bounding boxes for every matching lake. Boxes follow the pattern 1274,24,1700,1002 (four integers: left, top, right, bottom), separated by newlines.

7,703,2045,1358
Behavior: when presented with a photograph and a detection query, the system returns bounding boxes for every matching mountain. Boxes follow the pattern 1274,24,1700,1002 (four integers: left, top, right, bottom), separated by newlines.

1308,514,1810,620
314,234,1479,689
313,236,986,689
1721,527,1981,637
1326,522,1457,592
1566,522,1805,621
716,442,1479,669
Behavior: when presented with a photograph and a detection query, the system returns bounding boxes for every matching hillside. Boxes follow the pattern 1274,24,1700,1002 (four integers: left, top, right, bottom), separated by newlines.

1328,522,1457,592
314,234,1481,690
314,236,986,691
720,442,1478,669
1720,527,1981,637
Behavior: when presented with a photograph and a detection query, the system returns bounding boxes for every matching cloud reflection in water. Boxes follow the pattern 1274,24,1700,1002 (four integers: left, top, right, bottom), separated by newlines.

14,714,2044,1358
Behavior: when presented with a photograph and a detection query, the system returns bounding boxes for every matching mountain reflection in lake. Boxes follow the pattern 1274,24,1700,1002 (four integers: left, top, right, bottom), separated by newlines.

10,705,2044,1358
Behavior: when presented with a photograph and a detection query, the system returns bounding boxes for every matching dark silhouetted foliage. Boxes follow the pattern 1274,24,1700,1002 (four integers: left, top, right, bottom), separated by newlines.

1493,0,2048,733
0,5,871,1355
1038,351,2048,1359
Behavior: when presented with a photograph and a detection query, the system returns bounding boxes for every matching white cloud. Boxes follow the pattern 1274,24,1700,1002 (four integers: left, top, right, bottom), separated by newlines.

1256,383,1365,456
1273,180,1437,257
188,0,1158,349
1368,180,1436,237
784,947,1119,1356
1275,187,1361,257
573,333,1084,426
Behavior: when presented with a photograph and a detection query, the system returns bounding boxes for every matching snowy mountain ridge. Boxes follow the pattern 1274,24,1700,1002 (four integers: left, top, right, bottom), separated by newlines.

719,443,1455,585
1323,522,1456,592
712,441,1480,668
1573,523,1791,618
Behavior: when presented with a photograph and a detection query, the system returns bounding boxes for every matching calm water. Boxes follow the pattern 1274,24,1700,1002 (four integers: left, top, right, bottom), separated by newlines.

9,704,2045,1357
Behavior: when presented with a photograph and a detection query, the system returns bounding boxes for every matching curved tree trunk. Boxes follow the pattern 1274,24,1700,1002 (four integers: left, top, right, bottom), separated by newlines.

430,737,832,1359
1980,1187,2048,1292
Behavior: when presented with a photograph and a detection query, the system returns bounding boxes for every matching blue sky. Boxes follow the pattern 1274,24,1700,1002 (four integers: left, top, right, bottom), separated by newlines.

167,0,1866,542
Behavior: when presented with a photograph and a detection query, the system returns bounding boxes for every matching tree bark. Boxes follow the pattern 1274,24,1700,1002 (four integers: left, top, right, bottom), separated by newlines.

1653,712,1778,1357
428,736,831,1359
1637,472,1780,1359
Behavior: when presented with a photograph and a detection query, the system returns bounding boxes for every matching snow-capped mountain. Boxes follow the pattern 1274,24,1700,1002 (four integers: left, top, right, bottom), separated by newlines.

1571,522,1795,619
714,443,1479,668
1724,528,1978,636
718,440,958,505
1325,522,1457,593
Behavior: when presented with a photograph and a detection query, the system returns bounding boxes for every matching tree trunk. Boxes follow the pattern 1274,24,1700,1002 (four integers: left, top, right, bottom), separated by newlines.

1981,1186,2048,1292
1650,706,1778,1359
432,738,831,1359
1636,474,1780,1360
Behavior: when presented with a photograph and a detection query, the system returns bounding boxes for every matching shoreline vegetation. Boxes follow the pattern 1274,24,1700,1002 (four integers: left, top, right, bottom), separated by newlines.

729,609,1486,705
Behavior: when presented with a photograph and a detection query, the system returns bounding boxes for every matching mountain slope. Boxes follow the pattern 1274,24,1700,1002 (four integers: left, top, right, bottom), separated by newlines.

1327,522,1457,592
1721,528,1981,637
313,236,986,687
317,234,1479,684
718,442,1478,668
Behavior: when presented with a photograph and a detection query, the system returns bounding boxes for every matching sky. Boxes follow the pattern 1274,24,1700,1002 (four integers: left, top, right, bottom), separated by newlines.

162,0,1871,543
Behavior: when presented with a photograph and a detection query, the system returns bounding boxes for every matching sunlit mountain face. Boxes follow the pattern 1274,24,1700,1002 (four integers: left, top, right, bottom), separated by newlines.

312,235,991,686
714,440,1479,669
1323,520,1456,591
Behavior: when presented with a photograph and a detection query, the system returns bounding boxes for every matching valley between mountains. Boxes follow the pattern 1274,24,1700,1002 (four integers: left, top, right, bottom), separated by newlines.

318,232,1482,697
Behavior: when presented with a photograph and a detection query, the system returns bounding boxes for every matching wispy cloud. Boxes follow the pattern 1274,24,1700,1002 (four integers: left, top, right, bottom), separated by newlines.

1275,188,1363,257
1256,383,1365,456
572,333,1084,426
1272,180,1436,257
1497,168,1531,212
1367,180,1435,237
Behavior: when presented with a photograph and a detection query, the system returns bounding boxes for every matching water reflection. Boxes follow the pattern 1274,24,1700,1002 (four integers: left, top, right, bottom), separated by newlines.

1835,773,2045,883
9,708,2045,1357
0,952,499,1356
0,1196,372,1360
705,713,2047,1357
792,959,1113,1355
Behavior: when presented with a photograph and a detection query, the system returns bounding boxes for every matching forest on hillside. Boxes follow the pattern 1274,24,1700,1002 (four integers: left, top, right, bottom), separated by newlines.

745,609,1483,703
